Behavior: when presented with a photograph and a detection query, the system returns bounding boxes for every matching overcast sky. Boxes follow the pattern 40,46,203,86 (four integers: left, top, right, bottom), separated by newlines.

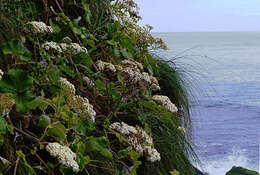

134,0,260,32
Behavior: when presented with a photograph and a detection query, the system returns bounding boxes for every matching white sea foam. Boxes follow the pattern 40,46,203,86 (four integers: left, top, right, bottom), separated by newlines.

199,147,258,175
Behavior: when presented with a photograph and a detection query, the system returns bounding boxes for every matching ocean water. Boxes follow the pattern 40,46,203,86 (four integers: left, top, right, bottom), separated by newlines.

153,32,260,174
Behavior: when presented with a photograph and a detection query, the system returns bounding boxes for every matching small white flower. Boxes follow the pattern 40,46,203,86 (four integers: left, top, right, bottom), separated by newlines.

25,21,53,35
122,68,142,83
178,126,186,134
122,59,143,70
0,69,4,80
46,142,79,172
83,76,95,87
146,147,161,162
68,95,96,122
109,122,160,162
96,61,116,73
42,42,87,55
0,93,15,116
152,95,178,113
59,78,76,95
42,41,62,53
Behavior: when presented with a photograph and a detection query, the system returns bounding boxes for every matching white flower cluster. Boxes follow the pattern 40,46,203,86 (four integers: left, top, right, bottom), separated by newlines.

178,126,186,134
59,78,76,95
0,93,15,116
24,21,53,35
59,78,96,122
42,41,62,53
83,76,95,87
121,59,143,70
68,95,96,122
109,122,161,162
152,95,178,113
0,69,4,80
46,142,79,172
96,60,116,73
42,42,88,55
121,65,160,91
94,59,160,91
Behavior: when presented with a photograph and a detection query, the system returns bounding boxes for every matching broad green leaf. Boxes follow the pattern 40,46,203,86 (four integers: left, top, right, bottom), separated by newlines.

59,65,75,78
38,115,51,129
0,69,34,113
94,80,106,92
78,153,90,171
47,122,67,141
72,141,86,154
28,97,50,111
74,119,95,134
120,48,131,59
59,165,75,175
49,19,61,33
87,136,112,159
46,64,61,84
2,40,31,61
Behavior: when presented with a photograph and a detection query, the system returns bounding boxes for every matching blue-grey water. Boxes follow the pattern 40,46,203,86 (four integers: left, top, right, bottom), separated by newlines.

153,32,260,174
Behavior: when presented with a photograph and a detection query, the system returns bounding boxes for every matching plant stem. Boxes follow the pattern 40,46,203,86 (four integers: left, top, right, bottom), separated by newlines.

13,157,20,175
35,153,55,175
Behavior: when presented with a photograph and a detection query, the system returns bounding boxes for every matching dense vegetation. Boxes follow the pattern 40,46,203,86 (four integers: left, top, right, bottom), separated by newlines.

0,0,200,174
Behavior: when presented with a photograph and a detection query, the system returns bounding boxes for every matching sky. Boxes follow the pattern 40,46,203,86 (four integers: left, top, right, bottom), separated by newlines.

134,0,260,32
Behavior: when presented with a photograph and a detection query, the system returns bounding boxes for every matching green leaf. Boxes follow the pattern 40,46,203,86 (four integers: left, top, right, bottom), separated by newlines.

116,133,124,143
28,97,50,111
47,122,67,141
87,39,95,48
74,119,95,134
49,19,61,33
46,64,61,84
113,47,120,58
2,40,31,61
16,150,25,159
107,40,117,46
59,165,75,175
170,170,180,175
0,117,8,135
87,136,112,159
120,48,132,59
94,80,106,92
38,115,51,129
23,159,37,175
60,65,75,78
0,69,34,113
117,73,123,84
0,135,4,147
78,153,90,171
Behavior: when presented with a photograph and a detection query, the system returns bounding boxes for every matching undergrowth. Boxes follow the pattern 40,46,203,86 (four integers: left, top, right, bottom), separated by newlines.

0,0,200,174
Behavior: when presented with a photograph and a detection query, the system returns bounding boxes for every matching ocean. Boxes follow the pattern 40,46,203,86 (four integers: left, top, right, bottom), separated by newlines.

153,32,260,174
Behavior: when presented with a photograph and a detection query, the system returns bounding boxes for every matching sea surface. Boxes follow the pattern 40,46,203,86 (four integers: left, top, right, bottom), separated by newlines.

153,32,260,174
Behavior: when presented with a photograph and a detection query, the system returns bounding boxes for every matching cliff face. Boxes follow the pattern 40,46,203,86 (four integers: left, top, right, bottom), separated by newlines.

0,0,199,174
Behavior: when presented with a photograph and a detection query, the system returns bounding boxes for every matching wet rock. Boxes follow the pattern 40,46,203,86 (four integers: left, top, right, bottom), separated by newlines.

226,166,259,175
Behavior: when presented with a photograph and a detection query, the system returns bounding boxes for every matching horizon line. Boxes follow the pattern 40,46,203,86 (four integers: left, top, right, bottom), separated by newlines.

152,30,260,33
